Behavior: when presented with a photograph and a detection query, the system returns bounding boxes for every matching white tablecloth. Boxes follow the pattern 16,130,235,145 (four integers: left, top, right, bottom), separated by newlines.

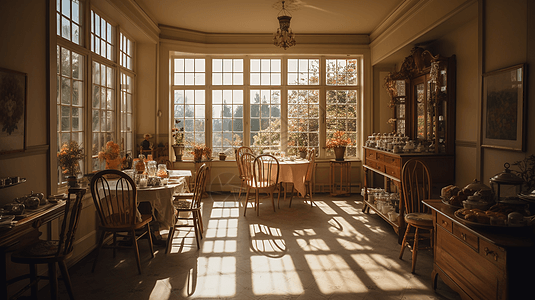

137,176,190,229
275,160,310,197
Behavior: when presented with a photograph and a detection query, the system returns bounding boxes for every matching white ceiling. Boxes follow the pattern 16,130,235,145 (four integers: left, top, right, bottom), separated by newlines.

135,0,404,35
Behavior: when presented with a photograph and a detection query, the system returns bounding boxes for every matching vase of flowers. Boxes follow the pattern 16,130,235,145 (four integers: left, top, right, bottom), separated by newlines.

57,141,85,187
326,131,353,161
193,145,203,162
98,141,122,170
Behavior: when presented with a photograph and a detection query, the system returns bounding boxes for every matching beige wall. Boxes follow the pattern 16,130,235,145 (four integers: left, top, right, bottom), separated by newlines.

370,0,534,189
481,0,535,184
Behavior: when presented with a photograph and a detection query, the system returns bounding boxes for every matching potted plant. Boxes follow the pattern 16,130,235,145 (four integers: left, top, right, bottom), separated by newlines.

98,141,122,170
57,141,85,187
172,120,185,161
325,131,353,161
298,146,308,159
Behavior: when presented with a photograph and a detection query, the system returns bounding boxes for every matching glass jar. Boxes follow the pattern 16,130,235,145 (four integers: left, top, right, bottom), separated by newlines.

157,164,168,178
146,161,157,177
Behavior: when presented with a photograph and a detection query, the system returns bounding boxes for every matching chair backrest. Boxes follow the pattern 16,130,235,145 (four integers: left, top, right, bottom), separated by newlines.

253,154,279,188
305,148,316,181
236,146,254,179
191,164,209,209
401,159,432,214
57,188,86,257
90,169,138,227
240,152,256,183
165,160,173,170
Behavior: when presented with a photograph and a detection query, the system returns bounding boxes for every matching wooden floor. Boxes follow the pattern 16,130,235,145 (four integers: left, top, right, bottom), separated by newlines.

35,193,461,300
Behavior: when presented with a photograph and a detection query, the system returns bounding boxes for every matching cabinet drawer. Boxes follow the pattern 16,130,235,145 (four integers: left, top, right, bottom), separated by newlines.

384,155,401,167
384,165,400,178
436,213,452,233
375,162,385,173
479,239,506,270
365,149,376,160
453,223,479,251
376,153,385,162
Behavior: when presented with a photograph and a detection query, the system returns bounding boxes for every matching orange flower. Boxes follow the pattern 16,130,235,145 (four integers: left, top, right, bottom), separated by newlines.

325,131,353,149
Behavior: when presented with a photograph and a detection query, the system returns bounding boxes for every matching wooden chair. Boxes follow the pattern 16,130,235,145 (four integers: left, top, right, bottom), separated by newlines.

243,154,280,216
236,146,254,198
166,164,208,253
398,158,433,273
8,188,86,300
289,148,316,207
90,169,154,274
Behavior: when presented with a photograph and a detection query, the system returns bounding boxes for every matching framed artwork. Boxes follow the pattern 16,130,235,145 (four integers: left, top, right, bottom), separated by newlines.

0,67,27,154
482,63,527,151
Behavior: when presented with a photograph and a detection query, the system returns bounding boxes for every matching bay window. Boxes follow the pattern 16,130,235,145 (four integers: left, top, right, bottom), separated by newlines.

171,56,362,160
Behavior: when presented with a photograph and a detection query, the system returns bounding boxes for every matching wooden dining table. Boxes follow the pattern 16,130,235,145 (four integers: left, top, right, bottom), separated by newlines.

0,199,67,299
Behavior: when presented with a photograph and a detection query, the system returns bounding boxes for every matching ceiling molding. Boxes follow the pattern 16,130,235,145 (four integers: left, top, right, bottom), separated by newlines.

370,0,422,42
107,0,160,43
159,24,370,47
369,0,477,65
161,38,370,56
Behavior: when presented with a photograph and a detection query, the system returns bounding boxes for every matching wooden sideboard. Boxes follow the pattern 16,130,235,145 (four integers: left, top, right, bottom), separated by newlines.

424,200,535,300
362,147,454,242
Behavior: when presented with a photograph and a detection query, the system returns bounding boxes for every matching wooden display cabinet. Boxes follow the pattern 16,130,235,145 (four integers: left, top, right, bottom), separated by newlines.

363,47,456,242
384,46,456,154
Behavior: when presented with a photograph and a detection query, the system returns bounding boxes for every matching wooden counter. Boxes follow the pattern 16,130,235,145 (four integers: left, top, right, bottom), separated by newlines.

424,200,535,300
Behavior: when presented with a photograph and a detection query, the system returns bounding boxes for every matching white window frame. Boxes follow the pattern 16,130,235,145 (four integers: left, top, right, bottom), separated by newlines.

170,55,362,160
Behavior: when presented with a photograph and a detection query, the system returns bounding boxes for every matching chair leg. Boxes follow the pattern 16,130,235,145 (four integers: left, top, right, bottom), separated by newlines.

146,222,154,258
289,186,295,207
239,180,244,198
255,189,260,216
270,192,276,212
92,230,106,272
112,232,117,258
244,187,251,216
399,224,411,259
193,212,201,248
25,263,37,299
132,230,142,275
58,260,75,300
411,227,419,274
48,262,58,300
277,185,281,209
166,214,177,254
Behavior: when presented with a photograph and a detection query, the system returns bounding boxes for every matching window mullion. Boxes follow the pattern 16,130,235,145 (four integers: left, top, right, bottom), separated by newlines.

281,57,288,154
205,56,212,149
243,57,250,148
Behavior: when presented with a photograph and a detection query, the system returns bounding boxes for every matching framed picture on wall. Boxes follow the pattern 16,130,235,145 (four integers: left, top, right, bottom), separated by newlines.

0,67,27,155
482,63,527,152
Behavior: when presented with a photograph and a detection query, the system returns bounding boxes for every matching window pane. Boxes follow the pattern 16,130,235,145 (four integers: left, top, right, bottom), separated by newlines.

288,90,320,155
250,89,281,153
326,90,359,157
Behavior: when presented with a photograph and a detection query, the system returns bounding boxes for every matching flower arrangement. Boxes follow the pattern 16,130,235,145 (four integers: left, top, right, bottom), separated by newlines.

172,120,184,145
98,141,122,169
325,131,353,149
57,141,85,177
298,146,308,153
191,144,212,162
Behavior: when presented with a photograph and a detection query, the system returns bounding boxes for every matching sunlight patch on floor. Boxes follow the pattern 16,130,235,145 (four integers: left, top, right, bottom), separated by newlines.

296,238,331,251
205,218,238,238
314,201,338,215
250,255,304,295
332,200,361,215
209,206,240,218
250,224,287,253
336,238,373,251
351,253,410,291
194,256,236,298
202,239,237,254
305,254,368,294
149,278,171,300
292,228,317,236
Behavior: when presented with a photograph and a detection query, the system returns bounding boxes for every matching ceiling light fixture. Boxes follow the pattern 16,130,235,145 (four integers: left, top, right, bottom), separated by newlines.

273,1,296,50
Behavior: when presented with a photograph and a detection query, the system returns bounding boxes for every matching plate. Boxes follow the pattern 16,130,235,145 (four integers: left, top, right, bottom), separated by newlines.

453,209,534,228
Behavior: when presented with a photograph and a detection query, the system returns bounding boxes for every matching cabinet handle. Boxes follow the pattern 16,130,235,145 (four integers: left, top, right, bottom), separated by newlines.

484,247,499,261
461,232,466,241
441,220,447,227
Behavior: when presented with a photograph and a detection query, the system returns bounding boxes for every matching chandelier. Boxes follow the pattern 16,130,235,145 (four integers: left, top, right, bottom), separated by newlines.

273,1,296,50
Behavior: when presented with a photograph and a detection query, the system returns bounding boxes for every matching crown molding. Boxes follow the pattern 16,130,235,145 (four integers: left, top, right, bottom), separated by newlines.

159,24,370,47
106,0,160,43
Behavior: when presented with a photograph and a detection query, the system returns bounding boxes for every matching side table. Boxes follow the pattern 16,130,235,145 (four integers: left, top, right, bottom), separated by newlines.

330,160,351,196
